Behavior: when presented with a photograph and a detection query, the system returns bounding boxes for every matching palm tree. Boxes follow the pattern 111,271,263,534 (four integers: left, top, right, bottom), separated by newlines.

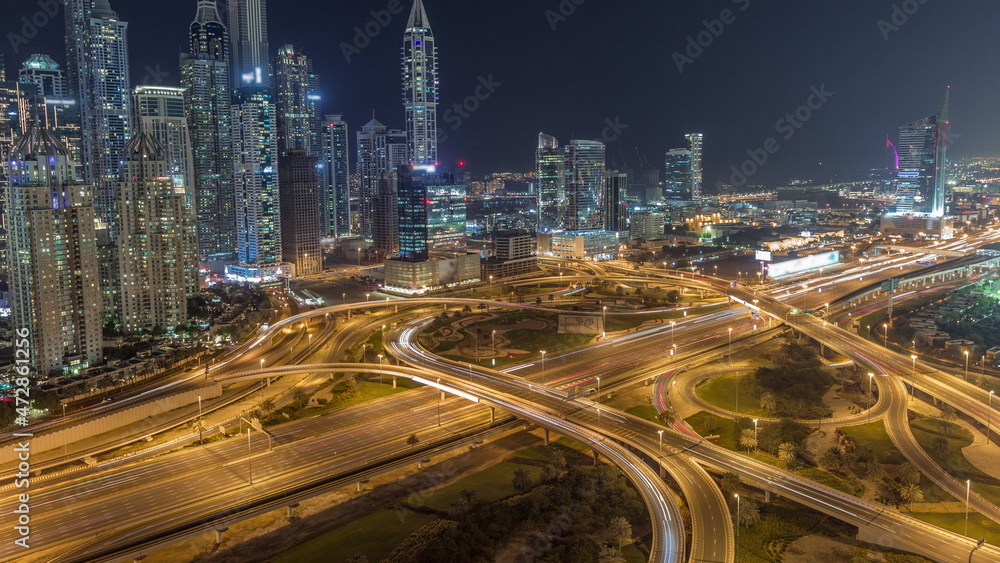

897,461,922,486
703,416,719,434
759,392,778,413
898,483,924,510
721,472,741,497
940,405,958,436
597,546,626,563
820,447,844,473
459,488,477,510
258,397,274,415
737,499,762,527
659,408,676,427
609,516,632,551
462,304,472,313
407,434,419,448
550,449,567,469
778,442,797,464
540,464,558,484
931,436,950,458
739,428,758,452
512,469,532,492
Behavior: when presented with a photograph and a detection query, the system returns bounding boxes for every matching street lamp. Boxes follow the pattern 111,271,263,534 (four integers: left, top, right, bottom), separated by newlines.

436,378,442,426
259,358,264,370
489,274,494,293
966,479,971,538
197,395,203,445
988,391,995,446
596,377,601,405
658,429,664,453
735,493,740,551
964,350,970,381
882,323,888,348
728,327,733,366
910,355,917,399
247,427,253,485
602,306,607,331
342,292,346,303
671,321,676,347
365,293,370,303
541,350,546,376
377,354,384,392
753,419,758,450
868,372,874,424
492,331,497,366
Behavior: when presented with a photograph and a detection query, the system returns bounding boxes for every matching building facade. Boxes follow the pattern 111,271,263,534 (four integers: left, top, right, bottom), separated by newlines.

663,148,692,198
564,139,605,231
686,133,703,199
6,126,101,374
181,0,236,268
603,170,628,232
273,44,320,156
133,86,196,210
278,150,322,275
356,119,407,239
228,0,269,87
402,0,438,166
232,85,281,270
536,133,564,232
115,133,193,335
320,114,350,237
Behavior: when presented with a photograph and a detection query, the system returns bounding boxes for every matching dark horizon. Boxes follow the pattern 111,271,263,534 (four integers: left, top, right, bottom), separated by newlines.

4,0,999,189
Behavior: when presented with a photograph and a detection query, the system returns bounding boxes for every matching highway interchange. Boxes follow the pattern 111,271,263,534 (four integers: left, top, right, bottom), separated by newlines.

4,231,1000,562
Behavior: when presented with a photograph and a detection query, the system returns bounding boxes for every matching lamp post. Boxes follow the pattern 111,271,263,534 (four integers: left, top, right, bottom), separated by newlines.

602,306,607,332
492,330,497,366
735,493,740,551
197,395,203,445
342,292,346,304
728,327,733,366
964,350,970,381
596,377,601,405
436,378,442,426
541,350,546,376
882,323,889,348
260,358,264,370
489,274,493,294
377,354,384,392
753,418,758,450
247,428,253,485
986,391,994,445
671,321,676,347
868,372,874,424
966,479,971,538
910,355,917,399
365,293,370,303
658,429,664,453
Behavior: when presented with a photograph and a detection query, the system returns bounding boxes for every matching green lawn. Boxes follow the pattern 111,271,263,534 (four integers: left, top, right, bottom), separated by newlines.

292,379,418,420
421,461,541,511
734,503,821,563
272,508,436,563
840,421,908,465
694,372,766,417
510,444,588,464
909,418,1000,507
906,512,1000,544
622,542,646,562
626,405,667,426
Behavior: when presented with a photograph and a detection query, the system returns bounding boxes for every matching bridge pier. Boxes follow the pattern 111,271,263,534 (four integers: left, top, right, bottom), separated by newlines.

658,459,666,479
286,503,298,518
133,556,147,562
592,450,600,466
765,490,771,503
393,376,397,389
543,428,549,445
215,527,228,544
490,407,496,423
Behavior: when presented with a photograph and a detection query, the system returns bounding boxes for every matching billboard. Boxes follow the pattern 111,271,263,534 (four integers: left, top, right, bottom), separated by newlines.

755,250,773,262
767,250,840,278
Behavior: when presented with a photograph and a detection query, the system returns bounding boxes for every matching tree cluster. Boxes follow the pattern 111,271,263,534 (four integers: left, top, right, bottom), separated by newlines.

752,339,834,418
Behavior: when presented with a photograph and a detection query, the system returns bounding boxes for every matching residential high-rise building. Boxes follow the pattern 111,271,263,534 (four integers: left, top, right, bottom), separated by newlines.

133,86,196,210
19,54,67,98
273,44,320,155
686,133,703,199
536,133,564,232
629,212,665,241
181,0,236,268
356,118,407,239
279,150,322,275
115,132,194,335
372,171,400,256
564,139,605,231
232,85,281,270
320,114,350,238
664,148,692,197
402,0,438,166
6,125,101,374
228,0,269,87
603,171,628,232
67,0,132,231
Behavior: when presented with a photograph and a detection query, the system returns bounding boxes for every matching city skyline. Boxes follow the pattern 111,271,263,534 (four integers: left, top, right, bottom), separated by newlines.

6,1,999,187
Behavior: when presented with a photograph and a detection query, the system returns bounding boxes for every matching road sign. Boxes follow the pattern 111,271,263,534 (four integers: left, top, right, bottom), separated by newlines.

881,278,900,292
978,537,986,548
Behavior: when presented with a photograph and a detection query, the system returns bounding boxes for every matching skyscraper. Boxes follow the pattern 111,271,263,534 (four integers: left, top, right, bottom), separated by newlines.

372,171,400,256
6,125,101,374
228,0,269,87
19,54,67,98
357,118,407,239
274,44,321,156
181,0,236,268
603,171,628,232
320,114,351,238
564,139,605,231
133,86,196,210
663,147,692,197
67,0,132,231
685,133,703,199
402,0,438,166
895,116,937,214
232,85,281,270
536,133,565,232
279,150,322,275
115,132,194,335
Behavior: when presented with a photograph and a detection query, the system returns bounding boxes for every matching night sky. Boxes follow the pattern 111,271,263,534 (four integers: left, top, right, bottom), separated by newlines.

5,0,999,190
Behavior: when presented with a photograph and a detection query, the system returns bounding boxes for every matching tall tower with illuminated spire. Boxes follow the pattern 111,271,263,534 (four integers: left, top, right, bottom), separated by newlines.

931,87,950,217
402,0,438,166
